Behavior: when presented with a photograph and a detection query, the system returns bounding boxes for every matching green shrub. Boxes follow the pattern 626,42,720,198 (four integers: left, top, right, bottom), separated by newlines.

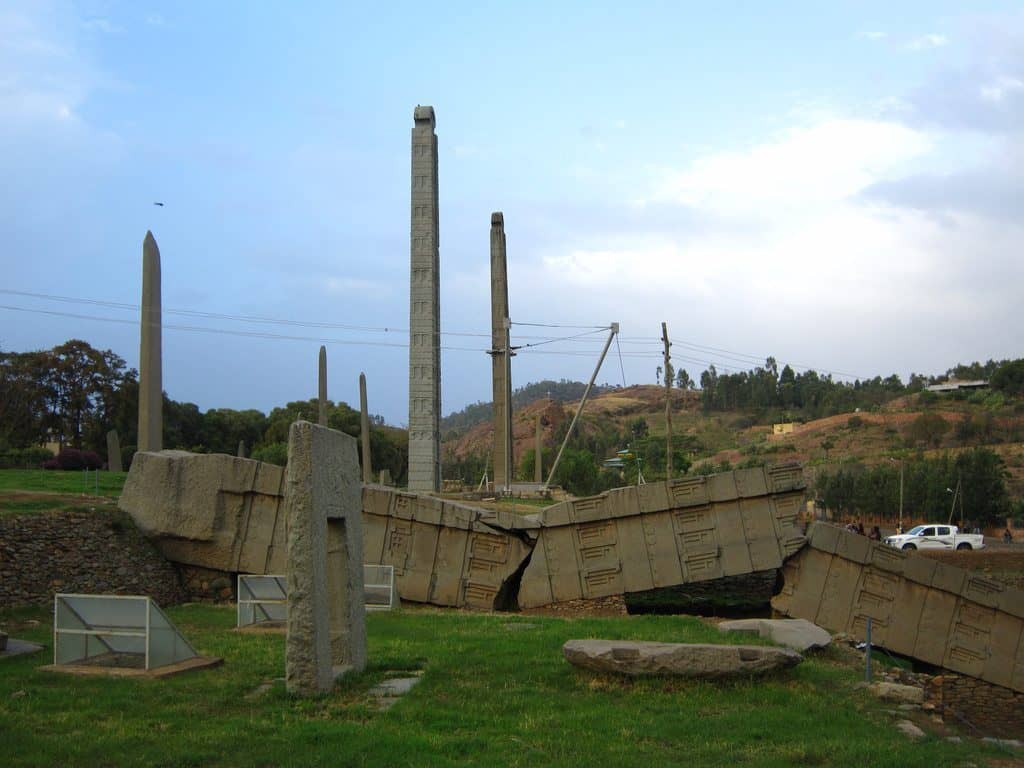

0,446,54,469
251,442,288,466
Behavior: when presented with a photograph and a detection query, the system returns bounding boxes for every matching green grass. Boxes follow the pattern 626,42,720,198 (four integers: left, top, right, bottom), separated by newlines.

0,497,106,517
0,469,128,497
0,606,1000,767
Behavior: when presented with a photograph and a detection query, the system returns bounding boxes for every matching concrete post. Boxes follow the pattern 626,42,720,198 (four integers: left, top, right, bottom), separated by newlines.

408,105,441,492
489,212,513,491
237,440,246,459
138,231,163,453
359,372,372,484
318,345,328,427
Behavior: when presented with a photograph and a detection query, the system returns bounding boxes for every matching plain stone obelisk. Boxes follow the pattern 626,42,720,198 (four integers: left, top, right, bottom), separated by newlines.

138,231,162,453
106,429,122,472
408,105,441,492
359,372,372,484
534,414,542,484
489,212,513,491
237,440,246,459
318,346,328,427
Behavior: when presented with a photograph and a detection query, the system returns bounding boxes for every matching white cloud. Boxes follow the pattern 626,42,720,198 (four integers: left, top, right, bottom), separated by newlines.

907,33,948,51
980,76,1024,103
520,112,1022,381
649,118,931,216
861,31,887,41
0,4,99,126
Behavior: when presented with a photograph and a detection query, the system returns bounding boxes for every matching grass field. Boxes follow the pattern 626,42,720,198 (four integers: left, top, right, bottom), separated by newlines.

0,606,1005,767
0,469,128,497
0,469,127,518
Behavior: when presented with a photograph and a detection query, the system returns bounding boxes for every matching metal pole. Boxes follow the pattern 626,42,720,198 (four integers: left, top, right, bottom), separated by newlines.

899,461,904,534
865,616,873,682
661,321,673,478
545,323,619,489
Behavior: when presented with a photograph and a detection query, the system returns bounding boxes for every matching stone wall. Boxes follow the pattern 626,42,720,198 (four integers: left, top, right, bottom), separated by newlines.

0,507,186,608
927,673,1024,738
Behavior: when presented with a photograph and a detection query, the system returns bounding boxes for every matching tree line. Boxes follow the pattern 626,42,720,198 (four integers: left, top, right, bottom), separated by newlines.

814,448,1016,527
697,357,1024,418
0,339,407,480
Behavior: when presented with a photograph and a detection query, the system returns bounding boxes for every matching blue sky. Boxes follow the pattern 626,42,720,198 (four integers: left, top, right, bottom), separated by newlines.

2,1,1022,424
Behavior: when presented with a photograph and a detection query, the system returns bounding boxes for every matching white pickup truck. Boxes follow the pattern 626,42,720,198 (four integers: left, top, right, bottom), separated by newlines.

885,524,985,551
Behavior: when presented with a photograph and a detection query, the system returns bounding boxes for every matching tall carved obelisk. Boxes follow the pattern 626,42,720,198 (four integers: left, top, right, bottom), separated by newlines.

408,105,441,492
489,212,513,491
138,231,162,453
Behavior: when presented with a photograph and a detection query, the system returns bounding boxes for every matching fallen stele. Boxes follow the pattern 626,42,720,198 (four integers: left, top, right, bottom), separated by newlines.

562,639,802,679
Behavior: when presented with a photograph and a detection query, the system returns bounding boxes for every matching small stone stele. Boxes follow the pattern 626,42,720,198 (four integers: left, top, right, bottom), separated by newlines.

106,429,122,472
562,639,802,679
284,420,366,696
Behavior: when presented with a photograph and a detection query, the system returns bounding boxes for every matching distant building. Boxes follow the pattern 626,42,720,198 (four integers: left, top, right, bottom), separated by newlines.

924,379,989,393
772,423,795,436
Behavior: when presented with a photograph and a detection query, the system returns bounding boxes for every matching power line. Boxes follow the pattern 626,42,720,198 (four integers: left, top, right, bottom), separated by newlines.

0,289,623,345
2,288,863,378
615,334,627,387
0,304,487,353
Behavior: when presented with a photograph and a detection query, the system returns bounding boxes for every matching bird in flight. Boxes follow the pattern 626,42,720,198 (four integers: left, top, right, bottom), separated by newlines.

153,202,164,207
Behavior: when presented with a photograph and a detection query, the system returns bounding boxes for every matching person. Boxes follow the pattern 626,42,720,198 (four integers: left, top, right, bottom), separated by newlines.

868,526,881,541
1004,528,1014,544
856,522,865,536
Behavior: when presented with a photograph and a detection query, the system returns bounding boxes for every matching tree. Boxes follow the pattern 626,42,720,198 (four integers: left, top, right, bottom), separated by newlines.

906,412,949,448
676,368,694,390
820,437,835,460
991,359,1024,396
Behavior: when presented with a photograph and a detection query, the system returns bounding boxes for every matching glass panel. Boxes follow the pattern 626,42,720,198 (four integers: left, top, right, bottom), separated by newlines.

149,602,197,666
237,575,287,627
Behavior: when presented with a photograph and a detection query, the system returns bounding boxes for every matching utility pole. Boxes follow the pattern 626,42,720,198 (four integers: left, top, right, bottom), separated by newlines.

661,321,673,478
889,457,904,533
545,323,619,489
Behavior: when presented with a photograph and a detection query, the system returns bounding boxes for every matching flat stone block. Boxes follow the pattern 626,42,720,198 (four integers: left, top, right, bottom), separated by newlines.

562,639,802,679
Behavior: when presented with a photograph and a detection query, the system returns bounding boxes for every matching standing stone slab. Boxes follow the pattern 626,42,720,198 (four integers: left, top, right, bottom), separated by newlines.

138,231,162,453
318,345,328,427
106,429,122,473
285,421,366,695
237,440,246,459
408,105,441,492
359,372,372,484
489,212,513,491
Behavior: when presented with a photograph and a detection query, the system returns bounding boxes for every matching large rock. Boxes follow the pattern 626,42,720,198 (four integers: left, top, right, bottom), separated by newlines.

119,451,286,574
562,639,802,678
868,682,924,705
718,619,831,652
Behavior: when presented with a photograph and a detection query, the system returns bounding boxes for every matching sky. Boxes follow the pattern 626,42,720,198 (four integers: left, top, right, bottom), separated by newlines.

2,1,1022,425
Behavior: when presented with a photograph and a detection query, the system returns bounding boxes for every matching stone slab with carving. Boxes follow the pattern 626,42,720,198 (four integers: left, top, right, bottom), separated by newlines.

562,639,802,678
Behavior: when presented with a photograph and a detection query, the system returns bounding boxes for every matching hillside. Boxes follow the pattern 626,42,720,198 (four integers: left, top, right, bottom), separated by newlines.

441,383,1024,503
